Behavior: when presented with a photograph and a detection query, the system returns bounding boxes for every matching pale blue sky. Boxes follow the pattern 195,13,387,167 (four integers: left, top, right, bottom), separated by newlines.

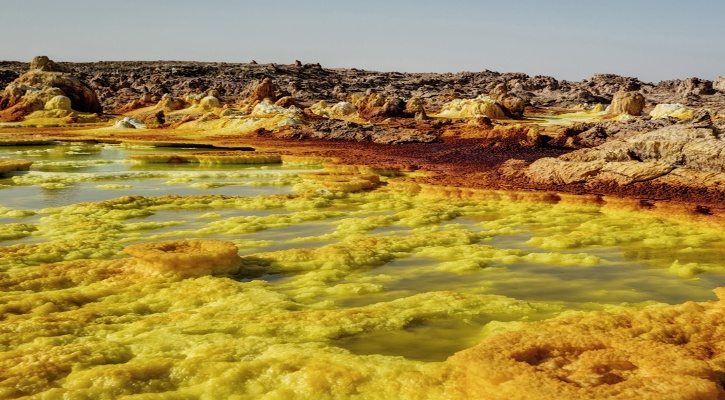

1,0,723,82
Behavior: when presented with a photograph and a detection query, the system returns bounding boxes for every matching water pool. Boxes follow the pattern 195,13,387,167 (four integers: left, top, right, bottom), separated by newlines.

1,142,724,397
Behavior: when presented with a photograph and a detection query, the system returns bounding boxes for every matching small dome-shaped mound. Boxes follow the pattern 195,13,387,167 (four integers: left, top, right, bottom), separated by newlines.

45,95,72,111
125,239,241,278
609,91,645,116
198,95,221,111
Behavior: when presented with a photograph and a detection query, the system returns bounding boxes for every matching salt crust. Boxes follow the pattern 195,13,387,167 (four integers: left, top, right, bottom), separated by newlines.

2,171,725,397
124,239,241,278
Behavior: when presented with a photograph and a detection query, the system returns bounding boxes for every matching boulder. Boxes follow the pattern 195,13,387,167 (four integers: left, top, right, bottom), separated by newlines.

377,98,406,118
488,82,525,118
502,96,525,116
594,161,674,185
608,91,645,116
405,97,428,120
563,125,723,170
654,168,725,192
404,97,425,114
525,158,673,186
352,93,391,119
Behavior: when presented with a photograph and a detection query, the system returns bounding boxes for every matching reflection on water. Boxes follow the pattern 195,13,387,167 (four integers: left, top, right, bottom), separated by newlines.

0,143,313,209
1,142,725,363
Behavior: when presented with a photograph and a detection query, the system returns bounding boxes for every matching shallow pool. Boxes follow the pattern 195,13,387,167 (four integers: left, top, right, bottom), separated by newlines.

1,142,724,392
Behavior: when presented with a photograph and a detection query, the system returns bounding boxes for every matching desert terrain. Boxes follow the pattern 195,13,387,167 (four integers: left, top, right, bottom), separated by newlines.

1,57,725,399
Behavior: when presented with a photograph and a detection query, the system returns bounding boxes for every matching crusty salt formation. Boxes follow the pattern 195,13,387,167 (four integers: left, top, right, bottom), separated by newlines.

435,95,507,119
448,289,725,399
650,103,694,119
125,239,241,278
128,151,282,164
0,159,32,174
449,331,719,399
3,144,725,398
299,171,382,192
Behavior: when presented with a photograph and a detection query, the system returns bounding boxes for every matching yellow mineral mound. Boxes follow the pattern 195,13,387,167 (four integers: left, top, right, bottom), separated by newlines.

0,159,33,174
125,239,241,278
608,91,645,116
0,56,102,122
309,100,364,122
435,95,507,119
250,100,301,118
45,95,72,111
24,94,77,120
198,95,221,112
128,151,282,164
157,94,188,112
448,287,725,399
449,330,718,399
650,103,695,119
300,171,381,192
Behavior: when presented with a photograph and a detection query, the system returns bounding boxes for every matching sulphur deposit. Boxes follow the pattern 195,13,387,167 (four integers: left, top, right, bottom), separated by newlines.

2,55,725,398
0,144,724,399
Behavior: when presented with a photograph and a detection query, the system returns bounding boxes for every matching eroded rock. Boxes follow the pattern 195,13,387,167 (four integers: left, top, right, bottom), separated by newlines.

608,91,645,116
246,78,277,103
519,121,725,189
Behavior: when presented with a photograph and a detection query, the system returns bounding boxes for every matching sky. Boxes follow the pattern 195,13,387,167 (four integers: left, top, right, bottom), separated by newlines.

1,0,723,83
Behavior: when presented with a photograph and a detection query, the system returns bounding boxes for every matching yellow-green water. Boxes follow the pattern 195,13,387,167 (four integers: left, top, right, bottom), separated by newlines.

1,143,724,398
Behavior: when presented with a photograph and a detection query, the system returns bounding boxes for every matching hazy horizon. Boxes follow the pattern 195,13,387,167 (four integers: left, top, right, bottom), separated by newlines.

2,0,723,83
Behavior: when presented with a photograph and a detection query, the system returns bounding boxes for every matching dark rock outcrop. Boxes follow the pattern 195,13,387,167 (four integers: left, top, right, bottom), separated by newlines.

1,58,723,117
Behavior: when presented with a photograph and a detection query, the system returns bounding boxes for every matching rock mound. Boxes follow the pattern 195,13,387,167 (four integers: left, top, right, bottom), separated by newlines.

0,56,102,122
436,95,507,119
246,78,277,103
29,55,71,73
517,117,725,191
608,91,645,116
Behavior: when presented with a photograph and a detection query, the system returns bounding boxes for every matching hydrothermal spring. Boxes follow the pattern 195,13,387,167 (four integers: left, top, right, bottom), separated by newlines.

1,143,725,398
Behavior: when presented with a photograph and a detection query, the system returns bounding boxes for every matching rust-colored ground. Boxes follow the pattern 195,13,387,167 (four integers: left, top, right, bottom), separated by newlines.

2,124,723,218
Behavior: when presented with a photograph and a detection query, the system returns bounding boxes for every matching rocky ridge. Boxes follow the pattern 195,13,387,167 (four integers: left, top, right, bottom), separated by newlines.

1,60,724,114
